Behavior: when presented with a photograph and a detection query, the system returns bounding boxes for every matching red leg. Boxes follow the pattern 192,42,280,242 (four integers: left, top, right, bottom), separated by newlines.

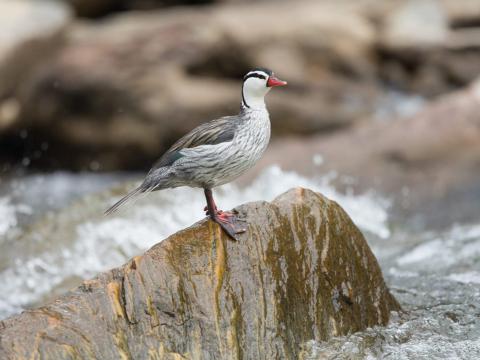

204,188,246,240
203,204,217,215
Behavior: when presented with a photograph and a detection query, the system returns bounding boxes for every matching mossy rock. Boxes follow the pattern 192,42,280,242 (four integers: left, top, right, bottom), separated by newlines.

0,188,400,359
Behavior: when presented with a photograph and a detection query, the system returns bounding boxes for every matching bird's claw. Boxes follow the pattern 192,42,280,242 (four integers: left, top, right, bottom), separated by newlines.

210,211,246,241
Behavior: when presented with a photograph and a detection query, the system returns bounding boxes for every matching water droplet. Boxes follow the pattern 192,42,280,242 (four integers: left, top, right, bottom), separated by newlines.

312,154,324,166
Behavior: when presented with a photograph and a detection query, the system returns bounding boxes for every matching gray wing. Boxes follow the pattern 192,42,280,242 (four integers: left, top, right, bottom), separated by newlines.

152,115,238,169
106,117,239,213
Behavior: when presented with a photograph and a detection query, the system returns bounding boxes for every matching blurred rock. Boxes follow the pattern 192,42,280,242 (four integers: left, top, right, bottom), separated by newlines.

380,0,449,50
0,187,400,359
440,0,480,26
4,0,480,171
254,80,480,228
377,0,480,96
66,0,124,18
0,0,71,133
1,1,379,170
65,0,215,18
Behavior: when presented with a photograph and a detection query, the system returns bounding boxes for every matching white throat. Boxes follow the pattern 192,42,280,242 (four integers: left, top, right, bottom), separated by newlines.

241,76,270,110
242,88,267,109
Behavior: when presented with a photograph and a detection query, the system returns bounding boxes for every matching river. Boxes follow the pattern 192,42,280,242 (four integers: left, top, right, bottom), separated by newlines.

0,166,479,359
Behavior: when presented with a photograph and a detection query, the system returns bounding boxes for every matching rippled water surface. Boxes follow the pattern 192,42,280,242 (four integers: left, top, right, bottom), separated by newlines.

0,167,479,359
305,223,480,359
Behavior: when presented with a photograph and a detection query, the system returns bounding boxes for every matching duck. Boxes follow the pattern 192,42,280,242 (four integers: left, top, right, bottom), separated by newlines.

105,67,287,240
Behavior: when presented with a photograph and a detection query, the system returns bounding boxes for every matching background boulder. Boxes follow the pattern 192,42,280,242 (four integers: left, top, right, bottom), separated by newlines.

0,0,71,136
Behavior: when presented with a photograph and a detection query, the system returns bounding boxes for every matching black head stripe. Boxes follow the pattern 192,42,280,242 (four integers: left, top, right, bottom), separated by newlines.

243,67,273,82
243,73,267,82
252,67,273,76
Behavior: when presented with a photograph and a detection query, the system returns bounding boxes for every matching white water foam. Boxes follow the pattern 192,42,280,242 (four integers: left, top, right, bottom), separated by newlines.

0,197,18,238
303,222,480,360
446,272,480,285
396,223,480,270
0,197,31,239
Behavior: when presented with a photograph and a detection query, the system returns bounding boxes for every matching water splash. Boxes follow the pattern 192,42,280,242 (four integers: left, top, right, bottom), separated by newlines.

0,197,31,239
303,222,480,359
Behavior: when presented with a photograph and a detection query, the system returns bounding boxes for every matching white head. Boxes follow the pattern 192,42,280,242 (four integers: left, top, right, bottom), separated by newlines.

242,68,287,109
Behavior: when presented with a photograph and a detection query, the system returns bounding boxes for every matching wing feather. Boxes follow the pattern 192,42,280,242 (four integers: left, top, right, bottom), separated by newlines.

152,116,238,169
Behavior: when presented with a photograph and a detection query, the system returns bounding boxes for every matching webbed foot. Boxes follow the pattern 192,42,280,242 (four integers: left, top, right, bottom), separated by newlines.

210,210,246,241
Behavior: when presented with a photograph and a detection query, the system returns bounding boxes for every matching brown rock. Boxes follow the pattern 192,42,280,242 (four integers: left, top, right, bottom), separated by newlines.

4,0,480,171
380,0,449,50
0,188,399,359
376,0,480,96
0,1,378,170
0,0,71,133
65,0,217,18
440,0,480,27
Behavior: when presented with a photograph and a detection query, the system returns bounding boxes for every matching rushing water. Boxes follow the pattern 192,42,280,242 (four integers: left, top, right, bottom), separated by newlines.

304,223,480,359
0,166,479,359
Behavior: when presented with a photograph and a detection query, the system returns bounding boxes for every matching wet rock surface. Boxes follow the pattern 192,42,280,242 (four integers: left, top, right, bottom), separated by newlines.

0,188,399,359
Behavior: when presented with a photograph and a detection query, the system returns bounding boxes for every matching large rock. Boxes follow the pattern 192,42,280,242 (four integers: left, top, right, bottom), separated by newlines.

0,188,399,359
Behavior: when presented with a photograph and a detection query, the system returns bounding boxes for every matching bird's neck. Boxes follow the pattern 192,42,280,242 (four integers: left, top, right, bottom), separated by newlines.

240,102,269,121
241,89,266,110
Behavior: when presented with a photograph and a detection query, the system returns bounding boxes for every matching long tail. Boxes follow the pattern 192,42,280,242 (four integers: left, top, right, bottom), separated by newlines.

104,186,144,216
